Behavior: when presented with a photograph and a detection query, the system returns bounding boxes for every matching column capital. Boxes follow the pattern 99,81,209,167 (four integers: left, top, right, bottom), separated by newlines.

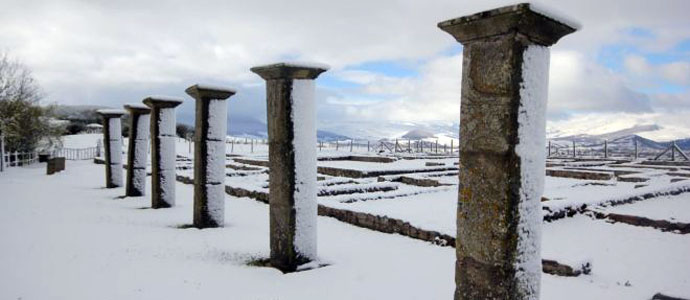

143,96,184,108
438,3,578,46
185,84,236,101
124,103,151,115
250,62,329,80
96,109,126,118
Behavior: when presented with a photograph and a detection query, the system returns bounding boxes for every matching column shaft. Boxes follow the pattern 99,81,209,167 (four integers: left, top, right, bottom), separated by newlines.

125,104,151,197
186,84,235,228
251,63,328,272
97,110,125,188
144,97,183,208
439,4,577,299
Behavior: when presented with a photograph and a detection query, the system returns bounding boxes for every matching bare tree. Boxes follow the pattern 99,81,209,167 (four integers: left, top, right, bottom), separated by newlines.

0,53,62,153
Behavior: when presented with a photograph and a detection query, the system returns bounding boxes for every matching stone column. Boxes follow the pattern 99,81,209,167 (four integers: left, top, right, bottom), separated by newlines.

124,104,151,197
97,109,126,188
185,84,236,228
143,96,183,208
439,4,577,299
251,62,328,272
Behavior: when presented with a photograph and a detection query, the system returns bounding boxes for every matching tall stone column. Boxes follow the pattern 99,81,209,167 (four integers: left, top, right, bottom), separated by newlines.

143,96,183,208
251,62,328,272
185,84,236,228
97,109,126,188
124,104,151,197
439,4,577,299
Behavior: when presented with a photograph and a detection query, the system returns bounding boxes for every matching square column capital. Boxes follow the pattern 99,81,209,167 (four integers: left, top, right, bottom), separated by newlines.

438,3,578,46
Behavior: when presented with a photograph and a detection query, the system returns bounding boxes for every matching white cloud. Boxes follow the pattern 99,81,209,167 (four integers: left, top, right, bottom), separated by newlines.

548,51,652,115
660,62,690,85
1,0,689,138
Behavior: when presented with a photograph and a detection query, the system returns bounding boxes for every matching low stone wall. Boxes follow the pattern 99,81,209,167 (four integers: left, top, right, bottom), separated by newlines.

317,166,457,178
47,157,66,175
318,155,396,163
542,259,590,277
380,175,446,187
233,158,270,167
317,205,455,246
616,176,649,183
546,169,614,181
641,161,690,167
594,212,690,234
174,171,580,276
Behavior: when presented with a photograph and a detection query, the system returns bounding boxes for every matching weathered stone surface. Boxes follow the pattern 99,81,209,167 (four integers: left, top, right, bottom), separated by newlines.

124,104,151,197
186,84,236,228
97,109,125,188
46,157,65,175
439,3,577,300
438,3,577,46
143,96,182,208
251,63,327,272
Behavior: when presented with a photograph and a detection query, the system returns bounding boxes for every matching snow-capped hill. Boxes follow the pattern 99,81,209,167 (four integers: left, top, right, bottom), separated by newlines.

402,129,435,140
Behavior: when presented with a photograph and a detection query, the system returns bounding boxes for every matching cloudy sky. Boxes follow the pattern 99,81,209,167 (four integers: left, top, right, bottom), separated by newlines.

1,0,689,140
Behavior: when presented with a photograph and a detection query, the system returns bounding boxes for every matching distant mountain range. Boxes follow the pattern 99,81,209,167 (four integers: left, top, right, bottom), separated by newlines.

549,124,690,151
54,105,689,151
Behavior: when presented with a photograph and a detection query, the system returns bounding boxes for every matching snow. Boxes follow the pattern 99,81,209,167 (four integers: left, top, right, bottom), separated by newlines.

108,118,124,185
527,3,582,30
131,113,150,193
542,215,690,298
124,103,149,110
147,95,184,103
158,108,177,136
3,150,690,299
96,108,126,115
206,99,227,141
154,107,178,205
254,61,330,71
194,84,237,94
291,79,318,260
513,44,550,299
318,158,456,172
62,134,102,148
600,193,690,223
205,140,226,183
0,162,455,300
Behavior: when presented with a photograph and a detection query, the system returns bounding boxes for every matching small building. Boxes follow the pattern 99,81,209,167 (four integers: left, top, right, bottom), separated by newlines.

85,123,103,134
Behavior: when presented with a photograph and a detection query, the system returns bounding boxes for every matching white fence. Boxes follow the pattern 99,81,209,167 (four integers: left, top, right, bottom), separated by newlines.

52,147,100,160
1,151,39,169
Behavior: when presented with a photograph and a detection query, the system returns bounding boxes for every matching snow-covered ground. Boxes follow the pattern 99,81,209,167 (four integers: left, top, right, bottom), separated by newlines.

600,194,690,223
0,162,455,300
4,133,687,299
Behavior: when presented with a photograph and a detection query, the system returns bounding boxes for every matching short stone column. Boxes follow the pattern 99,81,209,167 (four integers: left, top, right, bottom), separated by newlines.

251,62,328,272
185,84,236,228
439,4,577,299
124,103,151,197
97,109,126,188
143,96,183,208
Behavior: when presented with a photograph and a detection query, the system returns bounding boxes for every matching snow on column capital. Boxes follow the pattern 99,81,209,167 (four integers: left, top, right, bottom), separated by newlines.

438,3,577,300
124,103,151,197
143,96,183,209
96,109,126,188
251,62,329,272
185,84,236,228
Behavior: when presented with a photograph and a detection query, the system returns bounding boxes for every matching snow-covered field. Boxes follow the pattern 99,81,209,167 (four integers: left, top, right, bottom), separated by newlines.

2,133,688,299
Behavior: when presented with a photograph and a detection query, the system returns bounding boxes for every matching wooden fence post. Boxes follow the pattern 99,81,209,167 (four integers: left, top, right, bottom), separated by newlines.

572,141,576,158
604,140,608,158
